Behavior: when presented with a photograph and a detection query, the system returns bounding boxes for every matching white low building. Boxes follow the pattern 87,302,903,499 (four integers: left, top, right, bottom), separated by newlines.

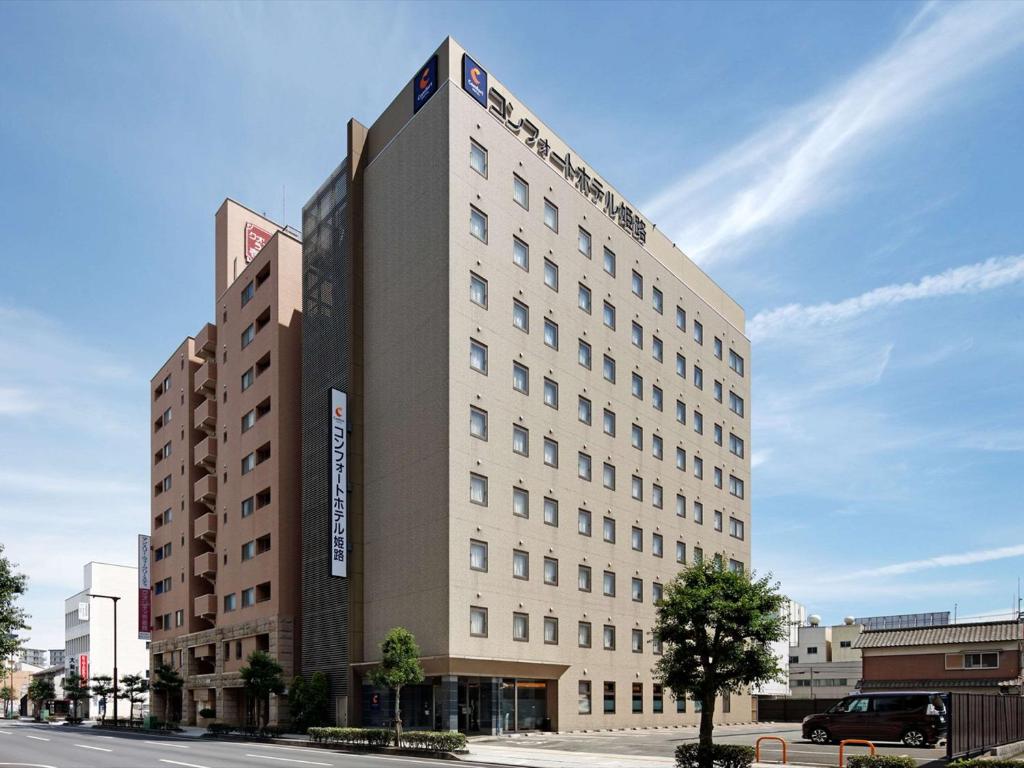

64,562,150,719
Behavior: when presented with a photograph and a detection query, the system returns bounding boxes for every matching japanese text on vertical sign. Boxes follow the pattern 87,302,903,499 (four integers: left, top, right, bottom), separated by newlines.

330,389,348,577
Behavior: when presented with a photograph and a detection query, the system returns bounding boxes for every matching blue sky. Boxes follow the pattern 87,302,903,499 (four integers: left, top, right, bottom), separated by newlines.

2,1,1023,649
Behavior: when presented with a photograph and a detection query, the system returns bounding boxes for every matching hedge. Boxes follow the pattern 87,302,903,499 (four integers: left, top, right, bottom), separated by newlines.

206,722,284,738
676,744,755,768
949,761,1024,768
848,757,917,768
307,727,466,751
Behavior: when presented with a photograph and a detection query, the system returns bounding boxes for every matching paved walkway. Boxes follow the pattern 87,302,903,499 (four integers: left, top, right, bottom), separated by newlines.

462,743,675,767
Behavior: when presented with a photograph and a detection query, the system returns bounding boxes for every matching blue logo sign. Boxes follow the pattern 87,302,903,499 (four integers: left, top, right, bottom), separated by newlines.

462,53,488,108
413,54,438,113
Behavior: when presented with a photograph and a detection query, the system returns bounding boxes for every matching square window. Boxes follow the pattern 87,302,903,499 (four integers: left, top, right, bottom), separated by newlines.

512,362,529,393
470,473,488,505
470,606,488,637
543,318,559,349
544,437,558,467
544,258,558,290
470,206,488,243
470,539,488,571
512,425,529,456
544,497,559,526
513,299,529,332
544,378,559,409
513,486,529,518
578,283,592,313
470,272,488,308
544,199,558,231
513,174,529,209
578,339,592,369
578,227,592,257
470,339,488,374
470,140,487,176
513,237,529,271
470,406,488,440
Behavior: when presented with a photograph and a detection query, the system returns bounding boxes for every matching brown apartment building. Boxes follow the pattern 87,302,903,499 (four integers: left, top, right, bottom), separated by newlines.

149,201,302,725
150,37,752,733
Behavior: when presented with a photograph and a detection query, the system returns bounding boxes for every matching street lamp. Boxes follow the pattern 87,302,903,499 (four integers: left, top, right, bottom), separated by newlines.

89,594,120,725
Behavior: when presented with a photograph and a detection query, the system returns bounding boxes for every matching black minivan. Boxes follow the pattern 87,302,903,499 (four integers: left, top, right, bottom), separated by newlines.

802,691,947,747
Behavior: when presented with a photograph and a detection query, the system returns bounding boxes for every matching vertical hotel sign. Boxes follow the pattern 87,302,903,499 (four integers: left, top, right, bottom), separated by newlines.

412,54,438,113
330,389,348,577
138,534,152,640
245,222,272,264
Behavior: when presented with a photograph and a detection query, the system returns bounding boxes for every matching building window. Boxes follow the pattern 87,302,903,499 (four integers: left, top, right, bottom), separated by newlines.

694,501,704,524
241,452,256,474
544,557,558,586
632,683,643,713
599,303,616,334
714,509,724,532
729,559,744,574
578,508,592,536
470,140,487,176
632,627,644,651
652,335,663,362
632,578,643,603
513,174,529,209
631,423,643,450
603,570,616,597
604,681,616,713
631,372,643,399
694,320,703,344
676,493,686,517
512,299,529,332
603,516,616,543
470,540,488,571
470,473,488,506
714,336,723,359
730,392,745,417
513,236,529,271
241,280,254,307
513,612,529,642
603,409,616,436
603,246,616,276
513,549,530,580
470,206,488,243
543,318,559,349
603,354,616,383
676,541,686,564
631,321,643,349
578,452,592,481
543,199,558,231
729,517,745,540
729,350,745,376
694,411,704,435
676,353,686,379
676,448,686,471
242,541,256,561
241,368,254,391
577,226,593,257
602,462,615,490
840,640,852,649
542,378,559,409
729,475,745,499
578,283,592,313
631,476,643,502
578,339,592,369
543,437,558,467
714,467,724,489
652,386,663,411
470,406,488,440
544,258,558,290
578,564,592,592
676,400,686,424
653,582,664,603
714,380,723,403
512,486,529,518
729,433,745,458
242,588,255,608
470,339,488,374
652,286,664,314
653,533,664,557
241,409,256,433
714,423,723,446
544,497,559,527
579,621,592,648
470,272,488,308
603,625,616,651
544,616,559,644
694,366,704,390
578,395,591,424
241,497,254,518
241,323,255,349
512,425,529,456
579,681,592,714
470,606,488,637
224,593,237,612
512,361,529,393
807,646,818,655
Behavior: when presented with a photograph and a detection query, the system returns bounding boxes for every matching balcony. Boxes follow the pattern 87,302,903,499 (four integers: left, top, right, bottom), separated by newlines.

194,593,216,619
194,323,216,359
194,437,217,468
194,511,217,542
194,361,216,394
193,475,217,507
194,400,216,432
193,551,217,579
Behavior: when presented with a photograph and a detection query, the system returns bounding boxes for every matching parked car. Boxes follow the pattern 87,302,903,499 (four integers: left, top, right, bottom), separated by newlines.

802,691,947,747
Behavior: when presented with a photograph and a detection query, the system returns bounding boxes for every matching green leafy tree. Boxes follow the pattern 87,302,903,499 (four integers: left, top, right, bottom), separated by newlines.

90,675,114,723
1,684,14,718
289,672,330,732
654,560,786,768
63,672,89,721
239,650,285,730
368,627,424,747
120,673,149,726
27,676,55,720
152,664,183,727
0,544,29,664
307,672,329,728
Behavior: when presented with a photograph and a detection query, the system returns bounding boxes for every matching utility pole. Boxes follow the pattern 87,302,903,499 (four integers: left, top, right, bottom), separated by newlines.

89,594,120,724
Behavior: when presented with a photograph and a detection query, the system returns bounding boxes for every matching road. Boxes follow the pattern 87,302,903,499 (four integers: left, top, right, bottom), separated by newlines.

471,722,948,768
0,720,479,768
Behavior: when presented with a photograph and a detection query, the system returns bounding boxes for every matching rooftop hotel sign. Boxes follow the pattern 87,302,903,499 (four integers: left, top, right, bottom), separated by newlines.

461,59,647,246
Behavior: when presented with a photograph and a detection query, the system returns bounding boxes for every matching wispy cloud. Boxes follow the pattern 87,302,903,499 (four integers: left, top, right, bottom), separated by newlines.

749,255,1024,342
643,2,1024,262
854,543,1024,578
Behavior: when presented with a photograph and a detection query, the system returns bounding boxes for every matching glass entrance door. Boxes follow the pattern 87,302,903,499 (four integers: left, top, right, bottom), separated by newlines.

458,679,481,733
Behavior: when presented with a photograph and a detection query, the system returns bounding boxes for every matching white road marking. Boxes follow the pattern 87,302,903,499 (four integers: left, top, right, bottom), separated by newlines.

74,743,112,752
24,735,50,741
0,763,61,768
146,740,190,748
245,755,333,766
159,761,212,768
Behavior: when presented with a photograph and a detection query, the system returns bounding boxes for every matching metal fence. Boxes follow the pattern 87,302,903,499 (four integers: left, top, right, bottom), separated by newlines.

755,697,841,722
947,692,1024,758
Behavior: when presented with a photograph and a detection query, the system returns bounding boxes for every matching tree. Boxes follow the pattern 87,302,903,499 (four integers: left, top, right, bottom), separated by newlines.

120,673,149,726
239,651,285,731
27,676,55,721
152,664,183,727
0,544,29,664
1,684,14,718
91,675,114,723
289,672,330,732
654,560,786,768
63,672,89,721
368,627,424,747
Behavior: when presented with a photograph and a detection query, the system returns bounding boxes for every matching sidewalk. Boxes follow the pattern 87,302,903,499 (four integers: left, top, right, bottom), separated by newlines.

461,743,675,768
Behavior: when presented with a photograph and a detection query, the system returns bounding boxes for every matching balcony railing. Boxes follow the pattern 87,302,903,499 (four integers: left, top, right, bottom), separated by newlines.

194,323,216,358
193,475,217,507
194,399,217,431
194,437,217,468
194,593,216,619
193,551,216,579
194,360,216,394
194,511,217,542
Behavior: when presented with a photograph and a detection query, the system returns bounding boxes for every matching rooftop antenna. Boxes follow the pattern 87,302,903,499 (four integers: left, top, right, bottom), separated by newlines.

954,602,957,624
282,185,286,226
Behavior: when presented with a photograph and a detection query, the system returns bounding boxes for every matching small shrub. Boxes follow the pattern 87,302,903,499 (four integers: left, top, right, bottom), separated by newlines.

403,731,467,751
206,722,235,736
848,757,917,768
676,744,755,768
198,707,216,719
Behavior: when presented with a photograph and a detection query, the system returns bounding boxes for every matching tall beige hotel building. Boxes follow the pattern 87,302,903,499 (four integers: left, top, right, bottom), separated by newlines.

149,38,751,733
